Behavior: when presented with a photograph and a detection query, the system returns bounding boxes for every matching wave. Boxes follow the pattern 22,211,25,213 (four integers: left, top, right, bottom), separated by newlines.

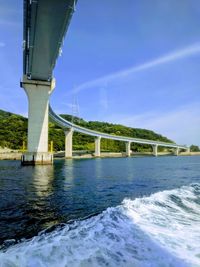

0,183,200,267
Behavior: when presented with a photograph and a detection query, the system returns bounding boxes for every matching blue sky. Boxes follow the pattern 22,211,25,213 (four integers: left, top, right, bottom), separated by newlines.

0,0,200,146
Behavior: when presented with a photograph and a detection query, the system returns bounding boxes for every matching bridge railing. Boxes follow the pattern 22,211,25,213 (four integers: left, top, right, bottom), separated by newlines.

49,106,188,150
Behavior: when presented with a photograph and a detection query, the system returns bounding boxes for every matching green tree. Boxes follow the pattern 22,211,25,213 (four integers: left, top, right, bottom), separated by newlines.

190,145,200,152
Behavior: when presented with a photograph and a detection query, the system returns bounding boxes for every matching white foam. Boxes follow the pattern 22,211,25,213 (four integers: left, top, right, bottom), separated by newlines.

1,184,200,267
123,183,200,266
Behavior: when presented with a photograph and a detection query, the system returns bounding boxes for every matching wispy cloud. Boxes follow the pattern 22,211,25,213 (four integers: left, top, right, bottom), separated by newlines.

0,5,21,27
0,19,21,28
70,43,200,95
107,102,200,146
99,87,108,110
0,42,5,47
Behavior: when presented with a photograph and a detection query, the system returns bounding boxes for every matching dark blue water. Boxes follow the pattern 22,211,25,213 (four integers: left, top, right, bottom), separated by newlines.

0,156,200,266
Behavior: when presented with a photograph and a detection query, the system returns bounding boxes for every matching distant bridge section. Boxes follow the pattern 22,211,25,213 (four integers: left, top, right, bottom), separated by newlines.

49,106,189,158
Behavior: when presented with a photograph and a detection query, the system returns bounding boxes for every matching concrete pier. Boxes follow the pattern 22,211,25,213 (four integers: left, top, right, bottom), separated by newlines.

125,141,131,157
152,144,158,157
174,147,179,156
95,136,101,157
65,128,73,158
21,76,55,165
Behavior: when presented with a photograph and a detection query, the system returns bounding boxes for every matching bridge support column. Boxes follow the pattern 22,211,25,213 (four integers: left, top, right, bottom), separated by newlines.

95,137,101,157
125,141,131,157
21,76,55,165
65,128,73,158
174,147,179,156
152,144,158,157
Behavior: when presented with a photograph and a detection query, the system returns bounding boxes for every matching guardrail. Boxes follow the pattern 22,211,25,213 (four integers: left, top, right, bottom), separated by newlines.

49,106,188,150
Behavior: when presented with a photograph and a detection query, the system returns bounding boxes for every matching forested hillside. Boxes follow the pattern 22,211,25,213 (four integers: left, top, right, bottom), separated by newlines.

0,109,173,152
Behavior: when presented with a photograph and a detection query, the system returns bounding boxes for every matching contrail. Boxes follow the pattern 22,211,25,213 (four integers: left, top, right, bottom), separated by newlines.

70,42,200,94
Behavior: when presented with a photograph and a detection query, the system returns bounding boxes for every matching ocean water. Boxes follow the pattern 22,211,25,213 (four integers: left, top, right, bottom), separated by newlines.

0,156,200,266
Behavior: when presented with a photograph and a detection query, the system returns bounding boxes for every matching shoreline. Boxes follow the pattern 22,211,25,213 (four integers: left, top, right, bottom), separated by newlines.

1,150,200,160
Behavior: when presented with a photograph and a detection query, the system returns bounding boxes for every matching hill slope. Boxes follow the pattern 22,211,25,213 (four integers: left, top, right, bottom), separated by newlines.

0,109,173,152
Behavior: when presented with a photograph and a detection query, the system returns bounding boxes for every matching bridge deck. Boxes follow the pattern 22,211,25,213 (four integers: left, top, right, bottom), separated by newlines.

49,106,188,150
23,0,77,81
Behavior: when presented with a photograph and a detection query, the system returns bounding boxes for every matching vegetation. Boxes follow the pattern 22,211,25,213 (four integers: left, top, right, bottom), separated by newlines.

190,145,200,152
0,109,175,152
0,110,27,149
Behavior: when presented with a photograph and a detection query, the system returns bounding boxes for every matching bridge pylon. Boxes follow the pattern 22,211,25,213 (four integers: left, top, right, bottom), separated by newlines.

174,147,179,156
152,144,158,157
65,128,74,158
125,141,131,157
21,76,55,165
95,136,101,157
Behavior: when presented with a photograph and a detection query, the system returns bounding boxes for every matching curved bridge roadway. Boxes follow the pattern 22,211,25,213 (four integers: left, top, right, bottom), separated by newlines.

49,106,189,157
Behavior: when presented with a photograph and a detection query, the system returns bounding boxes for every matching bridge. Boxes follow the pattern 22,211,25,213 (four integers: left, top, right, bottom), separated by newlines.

21,0,189,165
49,107,188,158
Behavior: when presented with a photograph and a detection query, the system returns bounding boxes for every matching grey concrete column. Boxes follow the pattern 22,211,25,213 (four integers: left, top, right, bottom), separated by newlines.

186,147,190,153
152,144,158,157
126,141,131,157
174,147,179,156
95,136,101,157
21,76,55,165
65,128,73,158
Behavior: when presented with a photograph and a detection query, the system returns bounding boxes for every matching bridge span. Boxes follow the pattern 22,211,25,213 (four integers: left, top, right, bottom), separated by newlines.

21,0,189,165
49,106,189,158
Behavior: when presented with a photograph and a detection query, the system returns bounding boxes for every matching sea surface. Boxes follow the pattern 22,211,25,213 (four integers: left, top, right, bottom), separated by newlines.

0,156,200,267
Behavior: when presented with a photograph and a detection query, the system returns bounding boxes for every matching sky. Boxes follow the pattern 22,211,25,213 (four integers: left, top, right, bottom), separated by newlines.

0,0,200,146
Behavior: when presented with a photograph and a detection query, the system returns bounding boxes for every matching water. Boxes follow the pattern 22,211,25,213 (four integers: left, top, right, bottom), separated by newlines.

0,156,200,266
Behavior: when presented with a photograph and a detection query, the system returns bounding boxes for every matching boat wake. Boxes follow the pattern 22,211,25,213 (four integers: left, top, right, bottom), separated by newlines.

0,183,200,267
